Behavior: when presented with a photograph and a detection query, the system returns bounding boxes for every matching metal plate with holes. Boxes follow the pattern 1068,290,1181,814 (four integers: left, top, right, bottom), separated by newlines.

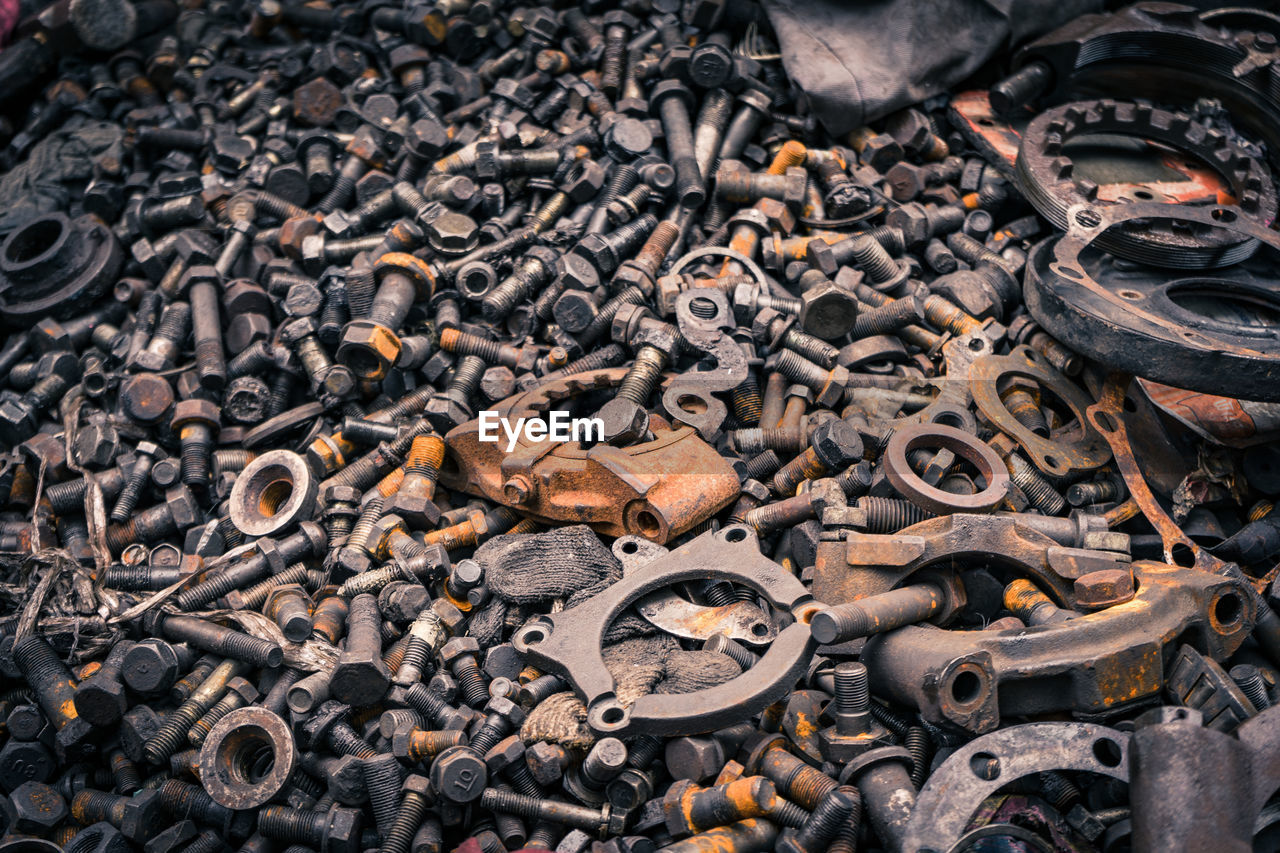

614,536,778,645
660,289,747,441
512,525,817,737
969,346,1111,478
1016,100,1275,268
901,723,1130,853
1026,201,1280,402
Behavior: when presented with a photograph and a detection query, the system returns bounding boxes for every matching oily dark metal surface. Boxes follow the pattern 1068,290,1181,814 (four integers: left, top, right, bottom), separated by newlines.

1027,201,1280,401
0,213,123,324
197,705,297,810
513,525,818,737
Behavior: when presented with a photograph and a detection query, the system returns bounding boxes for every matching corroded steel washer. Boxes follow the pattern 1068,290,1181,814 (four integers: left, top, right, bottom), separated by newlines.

1027,200,1280,403
199,706,298,810
512,525,818,737
229,449,319,538
0,213,123,324
883,423,1009,515
1016,99,1276,268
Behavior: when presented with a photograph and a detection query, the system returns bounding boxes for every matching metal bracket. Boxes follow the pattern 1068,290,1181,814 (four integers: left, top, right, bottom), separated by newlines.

513,525,817,737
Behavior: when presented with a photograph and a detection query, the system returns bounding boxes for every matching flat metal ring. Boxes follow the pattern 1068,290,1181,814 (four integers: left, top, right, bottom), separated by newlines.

883,423,1010,515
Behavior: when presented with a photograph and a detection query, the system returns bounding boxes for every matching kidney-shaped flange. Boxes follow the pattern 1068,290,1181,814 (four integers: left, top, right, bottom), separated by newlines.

513,525,817,737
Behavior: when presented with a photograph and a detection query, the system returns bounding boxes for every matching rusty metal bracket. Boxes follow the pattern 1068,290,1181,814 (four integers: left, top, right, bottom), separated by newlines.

512,525,818,738
442,368,740,543
902,722,1131,853
1086,372,1228,574
613,535,778,646
860,561,1254,734
970,346,1111,478
813,513,1128,610
660,289,748,442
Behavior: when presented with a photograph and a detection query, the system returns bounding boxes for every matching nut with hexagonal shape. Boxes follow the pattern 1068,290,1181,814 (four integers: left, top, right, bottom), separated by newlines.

3,781,67,834
799,278,859,341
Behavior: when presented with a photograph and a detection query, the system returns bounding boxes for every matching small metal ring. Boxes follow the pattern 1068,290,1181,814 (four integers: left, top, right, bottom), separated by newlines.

229,449,319,538
884,423,1010,514
199,706,298,810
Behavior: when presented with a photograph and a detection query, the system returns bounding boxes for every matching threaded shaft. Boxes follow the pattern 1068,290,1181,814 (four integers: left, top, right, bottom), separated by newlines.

849,235,898,284
853,296,921,339
772,448,827,496
259,806,327,844
581,287,646,344
703,634,758,670
859,496,933,532
1007,453,1066,515
760,749,837,810
439,328,508,365
616,346,668,406
833,662,870,716
827,786,863,853
904,727,931,789
1231,665,1272,711
772,349,829,390
403,435,445,479
454,657,490,709
361,754,404,836
329,724,378,759
469,719,507,757
380,791,428,853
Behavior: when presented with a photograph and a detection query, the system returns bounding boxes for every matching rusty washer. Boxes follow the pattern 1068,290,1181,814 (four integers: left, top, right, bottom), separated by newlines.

228,449,319,537
198,706,298,810
883,423,1010,515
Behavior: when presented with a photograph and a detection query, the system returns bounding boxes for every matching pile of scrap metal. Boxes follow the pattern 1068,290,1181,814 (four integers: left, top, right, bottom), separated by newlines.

0,1,1277,852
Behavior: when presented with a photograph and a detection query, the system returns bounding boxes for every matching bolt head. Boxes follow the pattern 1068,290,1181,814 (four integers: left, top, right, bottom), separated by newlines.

3,781,66,834
387,489,443,530
818,718,893,764
426,212,479,255
119,789,167,841
562,159,607,203
171,397,220,431
781,167,808,207
429,744,488,803
799,280,859,341
811,419,864,470
406,118,448,160
337,320,402,381
280,216,323,258
440,636,480,668
598,398,650,446
422,394,472,433
482,735,526,773
323,806,364,853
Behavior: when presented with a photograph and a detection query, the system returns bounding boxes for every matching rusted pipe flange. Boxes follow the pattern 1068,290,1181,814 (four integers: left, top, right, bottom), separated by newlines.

1016,99,1276,268
199,706,298,810
512,525,817,737
1027,200,1280,402
229,449,319,538
883,423,1009,514
0,213,123,325
969,346,1111,478
901,723,1131,853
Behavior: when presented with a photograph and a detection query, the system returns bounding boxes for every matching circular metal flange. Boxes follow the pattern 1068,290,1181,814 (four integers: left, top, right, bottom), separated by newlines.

1015,99,1276,268
969,346,1112,478
0,213,123,324
901,722,1130,853
199,706,299,810
229,449,319,538
1025,200,1280,401
883,423,1010,514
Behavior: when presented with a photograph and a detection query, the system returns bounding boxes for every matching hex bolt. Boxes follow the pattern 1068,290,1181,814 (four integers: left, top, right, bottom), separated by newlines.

301,701,378,760
577,214,658,275
1001,382,1050,437
483,735,542,797
715,167,807,207
170,655,219,705
132,300,190,371
330,594,392,705
171,400,220,488
148,612,283,669
651,81,705,208
1003,451,1067,515
664,777,780,836
439,637,489,709
258,804,363,853
359,752,405,838
319,154,372,214
480,248,559,321
175,523,326,610
394,727,466,764
110,442,161,523
282,318,356,400
564,737,628,804
71,789,165,842
754,741,838,810
810,581,948,645
142,659,244,764
73,639,134,727
188,676,258,747
755,310,839,368
480,788,623,839
437,328,525,370
767,350,848,408
1003,579,1073,625
599,12,634,99
13,636,93,756
265,585,314,643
